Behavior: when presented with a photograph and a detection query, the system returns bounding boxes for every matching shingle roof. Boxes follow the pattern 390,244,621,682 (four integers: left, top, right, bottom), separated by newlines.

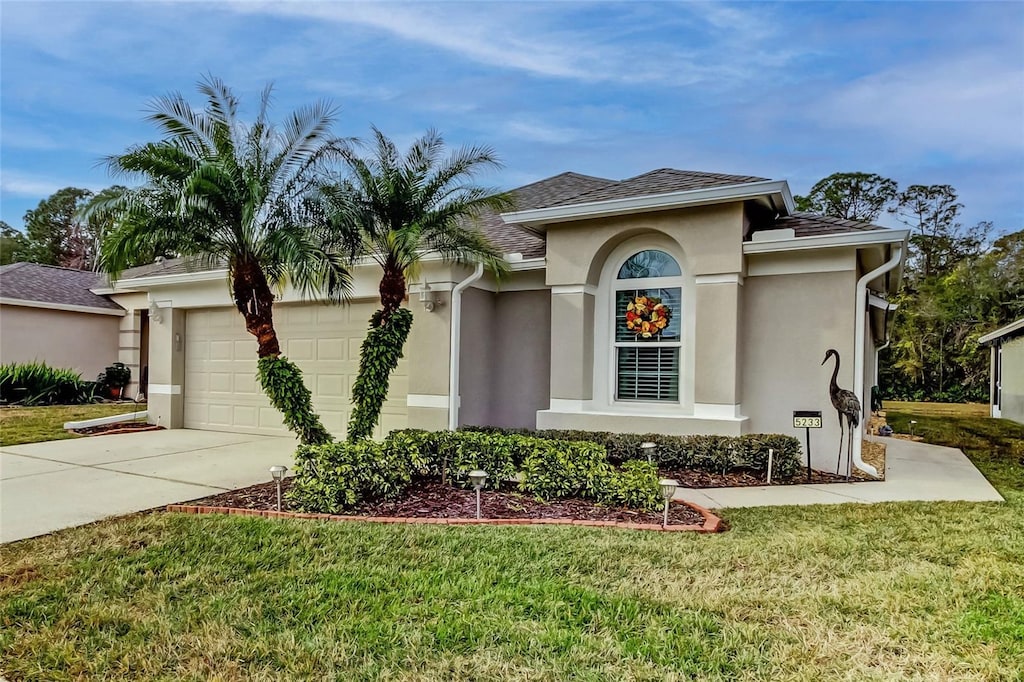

769,212,889,238
0,263,123,311
540,168,769,208
119,257,222,280
476,172,615,258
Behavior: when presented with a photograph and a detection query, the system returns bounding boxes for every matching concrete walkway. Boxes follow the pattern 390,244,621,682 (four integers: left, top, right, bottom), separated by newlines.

677,436,1004,509
1,430,296,543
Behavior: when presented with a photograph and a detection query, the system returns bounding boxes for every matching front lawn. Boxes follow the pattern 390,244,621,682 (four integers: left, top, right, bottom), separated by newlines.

0,403,147,447
1,408,1022,680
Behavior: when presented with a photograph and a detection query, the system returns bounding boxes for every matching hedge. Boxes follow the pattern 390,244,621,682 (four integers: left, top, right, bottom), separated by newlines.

289,429,661,514
460,427,804,479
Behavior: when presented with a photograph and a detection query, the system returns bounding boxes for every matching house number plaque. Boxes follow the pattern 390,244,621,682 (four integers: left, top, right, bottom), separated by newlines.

792,411,822,429
793,410,822,481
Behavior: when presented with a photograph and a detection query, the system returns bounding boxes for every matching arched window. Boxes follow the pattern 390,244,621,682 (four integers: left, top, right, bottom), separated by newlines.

614,250,682,402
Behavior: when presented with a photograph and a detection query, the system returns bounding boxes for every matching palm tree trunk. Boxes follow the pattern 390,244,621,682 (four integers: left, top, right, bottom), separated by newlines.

232,257,281,357
378,261,406,324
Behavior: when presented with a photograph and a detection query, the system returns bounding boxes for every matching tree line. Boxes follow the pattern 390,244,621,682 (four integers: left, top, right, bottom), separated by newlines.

797,173,1022,402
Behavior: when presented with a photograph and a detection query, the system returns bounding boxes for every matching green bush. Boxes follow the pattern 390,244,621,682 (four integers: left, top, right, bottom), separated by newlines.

291,429,663,513
288,430,429,514
460,426,803,479
0,361,98,406
257,356,332,446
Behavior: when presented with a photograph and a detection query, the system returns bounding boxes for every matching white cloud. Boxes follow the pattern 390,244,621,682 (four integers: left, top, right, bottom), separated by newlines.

812,53,1024,159
0,172,102,198
501,120,588,145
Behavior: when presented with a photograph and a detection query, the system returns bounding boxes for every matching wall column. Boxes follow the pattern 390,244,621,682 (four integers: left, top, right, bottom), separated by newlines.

147,308,186,428
118,310,144,400
548,287,594,409
693,275,743,418
404,292,453,430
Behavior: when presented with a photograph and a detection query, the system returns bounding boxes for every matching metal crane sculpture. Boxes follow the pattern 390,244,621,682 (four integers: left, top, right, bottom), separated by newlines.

822,349,861,477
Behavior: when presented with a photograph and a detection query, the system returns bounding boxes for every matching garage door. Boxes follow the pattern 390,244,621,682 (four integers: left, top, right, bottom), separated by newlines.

183,302,408,438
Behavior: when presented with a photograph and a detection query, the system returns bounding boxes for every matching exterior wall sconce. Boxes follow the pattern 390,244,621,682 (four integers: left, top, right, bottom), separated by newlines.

148,300,163,324
418,279,443,313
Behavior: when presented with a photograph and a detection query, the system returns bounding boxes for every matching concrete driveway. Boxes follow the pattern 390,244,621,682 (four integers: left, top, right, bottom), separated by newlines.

1,430,297,543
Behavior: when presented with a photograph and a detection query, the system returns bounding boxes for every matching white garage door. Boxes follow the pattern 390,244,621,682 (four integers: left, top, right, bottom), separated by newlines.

183,302,408,438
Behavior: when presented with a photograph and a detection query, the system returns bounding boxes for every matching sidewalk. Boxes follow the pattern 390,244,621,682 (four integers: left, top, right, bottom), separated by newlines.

677,436,1004,509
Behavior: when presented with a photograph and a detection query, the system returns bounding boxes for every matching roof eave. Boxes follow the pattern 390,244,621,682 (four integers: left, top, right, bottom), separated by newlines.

979,318,1024,345
743,228,910,255
0,296,126,316
500,180,795,230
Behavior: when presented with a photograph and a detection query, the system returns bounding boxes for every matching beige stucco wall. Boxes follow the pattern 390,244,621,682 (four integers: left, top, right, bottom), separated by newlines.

459,287,495,426
0,304,122,379
741,268,858,471
999,335,1024,424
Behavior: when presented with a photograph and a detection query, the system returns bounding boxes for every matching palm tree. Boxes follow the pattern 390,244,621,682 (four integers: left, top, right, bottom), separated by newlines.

325,127,510,440
92,76,351,445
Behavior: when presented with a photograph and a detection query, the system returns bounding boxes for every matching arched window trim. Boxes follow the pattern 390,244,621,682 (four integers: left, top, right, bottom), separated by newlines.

593,235,695,414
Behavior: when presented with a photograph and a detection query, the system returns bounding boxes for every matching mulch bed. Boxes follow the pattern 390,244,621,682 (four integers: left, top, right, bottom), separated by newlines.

660,466,874,487
72,422,163,436
187,478,706,526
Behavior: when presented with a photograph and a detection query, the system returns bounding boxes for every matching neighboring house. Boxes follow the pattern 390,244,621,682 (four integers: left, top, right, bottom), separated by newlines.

98,168,907,473
0,263,143,391
979,318,1024,424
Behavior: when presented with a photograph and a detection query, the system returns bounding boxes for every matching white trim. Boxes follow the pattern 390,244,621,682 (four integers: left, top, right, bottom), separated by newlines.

406,394,449,409
115,268,229,288
693,403,744,419
742,229,909,254
502,180,795,228
507,257,546,272
551,284,598,296
548,398,588,412
0,297,126,316
148,384,182,395
64,410,148,430
694,273,743,286
979,318,1024,345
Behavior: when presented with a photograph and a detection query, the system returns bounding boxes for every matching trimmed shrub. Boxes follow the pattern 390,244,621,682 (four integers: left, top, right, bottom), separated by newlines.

291,429,663,513
0,361,99,406
288,430,428,514
460,426,803,479
257,356,332,446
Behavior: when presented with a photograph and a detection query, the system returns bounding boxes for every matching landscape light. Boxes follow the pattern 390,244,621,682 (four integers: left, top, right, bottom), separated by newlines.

640,441,657,464
658,479,679,528
909,420,918,438
468,470,488,519
269,465,287,511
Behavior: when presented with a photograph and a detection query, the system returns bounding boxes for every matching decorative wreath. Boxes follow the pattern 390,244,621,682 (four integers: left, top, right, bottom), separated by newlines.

625,295,672,338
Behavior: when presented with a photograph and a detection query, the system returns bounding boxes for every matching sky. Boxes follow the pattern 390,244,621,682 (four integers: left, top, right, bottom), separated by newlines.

2,1,1023,233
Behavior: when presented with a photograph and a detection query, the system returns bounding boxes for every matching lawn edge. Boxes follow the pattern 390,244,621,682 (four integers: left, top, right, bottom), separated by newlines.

165,499,726,533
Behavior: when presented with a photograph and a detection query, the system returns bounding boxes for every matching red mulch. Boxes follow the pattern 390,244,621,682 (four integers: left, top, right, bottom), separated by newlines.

661,466,871,487
187,478,706,526
72,422,163,436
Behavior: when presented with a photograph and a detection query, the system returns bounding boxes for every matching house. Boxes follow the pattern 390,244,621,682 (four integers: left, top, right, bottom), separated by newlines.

94,168,908,474
979,318,1024,424
0,263,138,387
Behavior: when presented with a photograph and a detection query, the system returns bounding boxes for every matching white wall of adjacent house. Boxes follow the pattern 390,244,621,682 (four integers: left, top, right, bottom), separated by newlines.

0,304,122,379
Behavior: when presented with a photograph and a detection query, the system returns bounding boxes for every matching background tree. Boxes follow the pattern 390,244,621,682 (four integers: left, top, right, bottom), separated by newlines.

326,127,510,441
794,172,897,222
21,187,97,268
94,76,350,445
0,221,30,265
893,184,989,280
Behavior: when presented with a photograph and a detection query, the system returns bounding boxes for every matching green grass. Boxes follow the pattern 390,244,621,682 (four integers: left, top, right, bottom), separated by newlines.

0,403,148,447
883,400,990,418
2,408,1023,681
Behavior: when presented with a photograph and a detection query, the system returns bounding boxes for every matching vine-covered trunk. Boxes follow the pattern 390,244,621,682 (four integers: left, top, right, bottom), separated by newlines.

232,257,332,445
232,256,281,358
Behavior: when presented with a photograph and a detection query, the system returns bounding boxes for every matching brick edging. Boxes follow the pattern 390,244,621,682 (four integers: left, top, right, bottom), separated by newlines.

73,425,163,437
165,499,726,533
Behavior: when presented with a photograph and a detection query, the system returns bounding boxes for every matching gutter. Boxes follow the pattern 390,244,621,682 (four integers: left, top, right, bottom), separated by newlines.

853,243,903,477
449,263,485,430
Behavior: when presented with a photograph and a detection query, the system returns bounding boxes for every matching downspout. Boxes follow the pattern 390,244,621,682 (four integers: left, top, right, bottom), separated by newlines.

449,263,485,430
853,244,903,477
